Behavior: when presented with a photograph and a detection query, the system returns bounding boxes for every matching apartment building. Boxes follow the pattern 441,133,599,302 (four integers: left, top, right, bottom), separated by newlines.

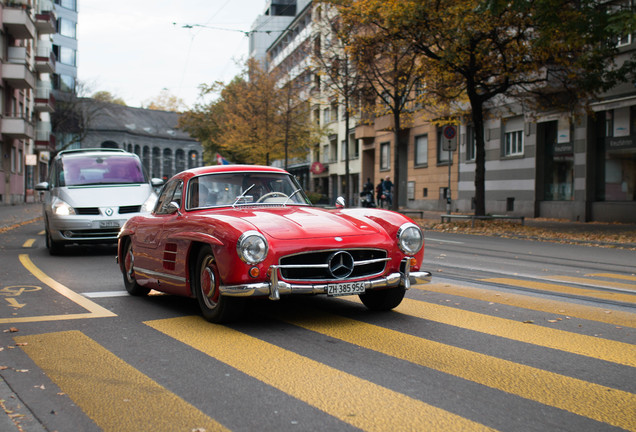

251,1,635,221
0,0,56,204
251,0,362,204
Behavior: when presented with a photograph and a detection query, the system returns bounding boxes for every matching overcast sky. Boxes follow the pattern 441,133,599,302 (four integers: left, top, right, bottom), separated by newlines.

78,0,267,109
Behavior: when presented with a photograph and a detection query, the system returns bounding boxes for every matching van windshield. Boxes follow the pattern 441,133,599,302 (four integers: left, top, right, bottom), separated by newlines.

60,155,147,186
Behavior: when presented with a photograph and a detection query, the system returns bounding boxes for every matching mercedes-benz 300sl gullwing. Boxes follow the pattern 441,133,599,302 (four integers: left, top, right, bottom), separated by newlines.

117,165,431,322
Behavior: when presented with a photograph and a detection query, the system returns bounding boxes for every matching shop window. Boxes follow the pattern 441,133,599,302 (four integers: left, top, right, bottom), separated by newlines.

596,107,636,202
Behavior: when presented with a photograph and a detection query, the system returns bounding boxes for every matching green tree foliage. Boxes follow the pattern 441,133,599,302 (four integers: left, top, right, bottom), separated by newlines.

329,0,635,215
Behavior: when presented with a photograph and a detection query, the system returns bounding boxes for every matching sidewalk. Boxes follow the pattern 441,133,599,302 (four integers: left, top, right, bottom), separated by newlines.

0,203,42,233
1,202,636,249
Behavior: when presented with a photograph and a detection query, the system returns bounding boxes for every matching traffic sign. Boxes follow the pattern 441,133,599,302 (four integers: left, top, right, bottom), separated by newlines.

442,125,457,151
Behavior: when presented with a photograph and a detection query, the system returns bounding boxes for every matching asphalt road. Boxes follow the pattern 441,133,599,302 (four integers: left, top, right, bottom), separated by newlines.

0,219,634,432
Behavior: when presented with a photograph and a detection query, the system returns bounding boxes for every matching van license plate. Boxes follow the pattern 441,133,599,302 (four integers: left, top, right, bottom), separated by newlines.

100,221,120,228
327,282,366,296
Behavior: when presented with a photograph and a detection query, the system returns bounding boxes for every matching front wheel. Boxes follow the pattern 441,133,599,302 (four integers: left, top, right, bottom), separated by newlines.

194,246,243,323
359,286,406,311
45,219,64,255
121,238,150,296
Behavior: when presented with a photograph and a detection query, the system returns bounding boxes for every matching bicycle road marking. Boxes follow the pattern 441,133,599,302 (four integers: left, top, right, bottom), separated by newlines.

0,254,117,324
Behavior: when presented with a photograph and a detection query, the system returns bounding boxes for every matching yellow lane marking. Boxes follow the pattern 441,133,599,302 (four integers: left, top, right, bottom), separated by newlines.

588,273,636,282
418,283,636,328
22,239,35,248
15,331,228,432
483,277,636,304
146,316,496,432
278,309,636,432
0,255,116,324
349,297,636,367
551,275,636,291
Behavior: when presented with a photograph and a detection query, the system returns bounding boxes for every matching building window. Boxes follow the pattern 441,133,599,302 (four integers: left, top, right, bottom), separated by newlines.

58,18,76,38
56,0,77,10
414,134,428,166
59,47,76,66
350,134,359,159
505,130,524,156
466,126,477,161
380,142,390,170
58,74,75,92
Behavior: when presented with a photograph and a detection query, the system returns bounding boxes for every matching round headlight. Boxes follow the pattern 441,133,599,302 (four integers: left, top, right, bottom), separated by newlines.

397,223,423,255
237,231,268,264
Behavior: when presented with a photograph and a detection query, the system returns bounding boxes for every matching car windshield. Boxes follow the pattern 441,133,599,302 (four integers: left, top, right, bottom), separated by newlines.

186,172,311,209
60,155,147,186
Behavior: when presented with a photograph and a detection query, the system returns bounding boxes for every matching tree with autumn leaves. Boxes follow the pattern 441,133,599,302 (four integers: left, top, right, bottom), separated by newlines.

325,0,635,215
179,59,321,167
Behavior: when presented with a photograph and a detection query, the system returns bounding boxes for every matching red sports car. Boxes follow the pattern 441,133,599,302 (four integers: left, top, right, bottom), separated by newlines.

117,165,431,322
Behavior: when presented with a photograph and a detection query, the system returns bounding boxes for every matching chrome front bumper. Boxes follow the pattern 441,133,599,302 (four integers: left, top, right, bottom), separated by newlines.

220,259,432,300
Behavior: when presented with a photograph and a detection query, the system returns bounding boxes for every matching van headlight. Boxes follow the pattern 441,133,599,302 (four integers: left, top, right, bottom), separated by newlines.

397,223,423,255
237,231,268,264
141,193,158,213
52,197,75,216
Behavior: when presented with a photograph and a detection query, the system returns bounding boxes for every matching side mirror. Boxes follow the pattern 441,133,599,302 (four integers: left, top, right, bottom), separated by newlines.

335,196,345,208
167,201,181,215
151,178,164,187
35,181,49,191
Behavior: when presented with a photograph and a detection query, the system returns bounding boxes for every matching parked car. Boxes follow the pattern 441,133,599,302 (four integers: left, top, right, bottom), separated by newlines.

117,165,431,322
35,148,163,254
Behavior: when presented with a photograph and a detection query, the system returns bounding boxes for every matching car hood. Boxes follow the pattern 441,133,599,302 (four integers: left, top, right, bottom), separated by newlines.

57,184,153,208
223,206,381,240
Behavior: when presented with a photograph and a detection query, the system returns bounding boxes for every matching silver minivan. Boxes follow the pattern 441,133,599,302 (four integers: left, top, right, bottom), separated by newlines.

35,148,163,254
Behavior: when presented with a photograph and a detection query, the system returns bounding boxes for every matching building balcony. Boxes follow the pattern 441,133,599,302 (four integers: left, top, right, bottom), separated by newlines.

35,85,55,112
35,49,55,74
35,0,56,33
2,6,36,39
355,124,375,139
2,115,35,140
2,62,36,89
35,121,55,149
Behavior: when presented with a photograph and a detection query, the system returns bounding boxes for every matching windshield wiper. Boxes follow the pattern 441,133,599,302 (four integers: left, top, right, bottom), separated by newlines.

232,184,255,208
283,188,302,206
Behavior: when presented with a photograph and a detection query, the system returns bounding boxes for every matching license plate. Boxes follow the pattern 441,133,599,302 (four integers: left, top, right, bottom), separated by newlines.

327,282,366,296
100,221,120,228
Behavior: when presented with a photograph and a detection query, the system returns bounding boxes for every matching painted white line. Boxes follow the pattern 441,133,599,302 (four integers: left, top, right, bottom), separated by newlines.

426,237,464,244
83,291,130,298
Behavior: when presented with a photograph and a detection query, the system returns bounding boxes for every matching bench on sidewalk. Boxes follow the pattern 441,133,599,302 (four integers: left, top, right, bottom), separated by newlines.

440,214,525,227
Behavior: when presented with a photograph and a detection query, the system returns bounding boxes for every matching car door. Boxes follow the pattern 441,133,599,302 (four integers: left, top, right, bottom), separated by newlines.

132,179,183,281
151,180,189,294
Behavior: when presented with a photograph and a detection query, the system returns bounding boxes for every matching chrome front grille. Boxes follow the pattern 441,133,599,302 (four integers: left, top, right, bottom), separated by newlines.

278,249,388,281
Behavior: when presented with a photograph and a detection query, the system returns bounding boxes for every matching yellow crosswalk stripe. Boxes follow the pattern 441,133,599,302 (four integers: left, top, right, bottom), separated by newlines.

15,331,229,432
275,309,636,431
417,283,636,328
146,316,496,432
587,273,636,282
483,277,636,304
348,297,636,367
550,275,636,291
